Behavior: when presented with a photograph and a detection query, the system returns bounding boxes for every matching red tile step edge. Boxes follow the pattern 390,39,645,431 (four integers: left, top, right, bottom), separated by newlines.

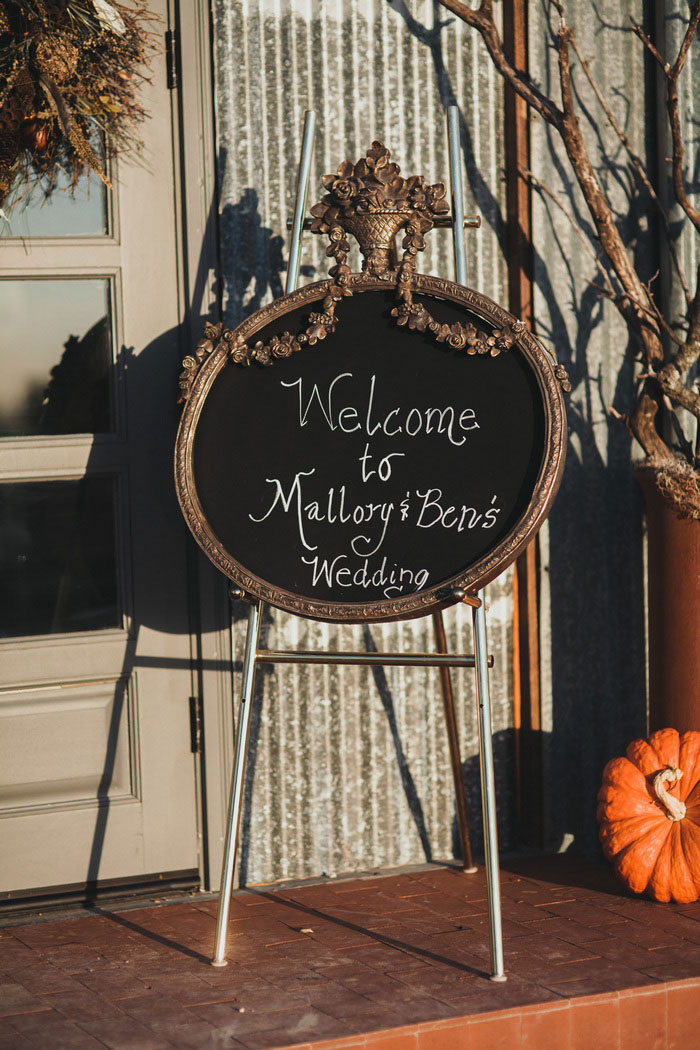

275,976,700,1050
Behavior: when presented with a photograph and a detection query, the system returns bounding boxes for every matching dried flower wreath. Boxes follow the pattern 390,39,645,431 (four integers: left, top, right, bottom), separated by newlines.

0,0,156,210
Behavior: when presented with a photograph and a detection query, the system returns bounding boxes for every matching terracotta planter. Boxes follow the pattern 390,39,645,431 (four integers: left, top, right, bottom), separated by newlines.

638,470,700,732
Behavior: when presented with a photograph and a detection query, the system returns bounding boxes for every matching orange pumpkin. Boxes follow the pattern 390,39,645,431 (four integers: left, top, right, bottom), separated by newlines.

597,727,700,903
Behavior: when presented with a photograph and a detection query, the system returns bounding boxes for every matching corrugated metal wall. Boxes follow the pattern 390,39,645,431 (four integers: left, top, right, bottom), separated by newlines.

212,0,514,884
529,0,698,855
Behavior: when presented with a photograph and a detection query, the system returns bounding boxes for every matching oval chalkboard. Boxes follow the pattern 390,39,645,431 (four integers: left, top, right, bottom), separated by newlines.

175,274,567,622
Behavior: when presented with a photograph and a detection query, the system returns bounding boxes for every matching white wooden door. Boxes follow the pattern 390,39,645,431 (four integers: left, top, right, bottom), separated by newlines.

0,0,201,896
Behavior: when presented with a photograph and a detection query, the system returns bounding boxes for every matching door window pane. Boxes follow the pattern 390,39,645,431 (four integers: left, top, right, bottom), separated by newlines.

0,478,120,638
0,279,113,437
0,151,108,239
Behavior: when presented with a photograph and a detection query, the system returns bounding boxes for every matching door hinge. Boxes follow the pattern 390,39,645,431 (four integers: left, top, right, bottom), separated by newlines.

165,29,179,90
189,696,203,754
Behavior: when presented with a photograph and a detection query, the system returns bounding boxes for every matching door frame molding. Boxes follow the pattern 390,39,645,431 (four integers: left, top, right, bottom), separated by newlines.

171,0,233,891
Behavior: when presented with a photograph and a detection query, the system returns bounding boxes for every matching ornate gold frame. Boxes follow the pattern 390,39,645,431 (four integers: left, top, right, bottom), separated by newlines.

175,272,568,623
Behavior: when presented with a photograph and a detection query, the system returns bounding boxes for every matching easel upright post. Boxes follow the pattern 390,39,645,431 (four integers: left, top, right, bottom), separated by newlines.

286,110,317,295
447,103,506,981
447,106,469,285
211,111,317,967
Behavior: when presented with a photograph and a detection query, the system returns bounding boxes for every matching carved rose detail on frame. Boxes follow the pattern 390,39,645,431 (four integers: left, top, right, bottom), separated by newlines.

178,323,221,401
269,333,299,359
554,363,572,392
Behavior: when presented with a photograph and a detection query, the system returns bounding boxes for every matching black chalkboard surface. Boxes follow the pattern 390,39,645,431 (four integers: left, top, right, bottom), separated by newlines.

175,275,568,622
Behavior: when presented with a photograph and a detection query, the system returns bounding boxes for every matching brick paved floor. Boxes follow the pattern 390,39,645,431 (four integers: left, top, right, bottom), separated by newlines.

1,855,700,1049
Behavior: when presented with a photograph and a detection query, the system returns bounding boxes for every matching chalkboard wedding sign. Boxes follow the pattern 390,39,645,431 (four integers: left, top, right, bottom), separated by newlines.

175,144,569,623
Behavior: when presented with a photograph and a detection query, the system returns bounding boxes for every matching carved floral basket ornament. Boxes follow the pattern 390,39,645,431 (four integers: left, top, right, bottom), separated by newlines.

175,143,570,624
597,728,700,903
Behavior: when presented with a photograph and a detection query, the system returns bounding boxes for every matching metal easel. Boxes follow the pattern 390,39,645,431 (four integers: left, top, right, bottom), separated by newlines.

211,106,506,981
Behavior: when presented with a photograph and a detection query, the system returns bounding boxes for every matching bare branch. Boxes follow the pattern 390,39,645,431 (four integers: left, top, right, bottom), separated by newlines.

437,0,564,129
632,299,687,349
650,267,700,421
687,263,700,349
652,265,700,410
672,0,700,78
570,34,691,305
627,390,677,464
649,313,687,349
523,168,617,298
435,0,700,478
555,19,664,364
440,0,665,365
656,367,700,420
666,80,700,234
633,24,670,73
589,282,688,348
640,1,700,234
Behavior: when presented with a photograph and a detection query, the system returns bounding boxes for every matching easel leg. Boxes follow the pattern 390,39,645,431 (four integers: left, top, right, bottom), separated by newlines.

432,610,476,872
212,600,264,966
214,110,314,967
472,602,506,981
